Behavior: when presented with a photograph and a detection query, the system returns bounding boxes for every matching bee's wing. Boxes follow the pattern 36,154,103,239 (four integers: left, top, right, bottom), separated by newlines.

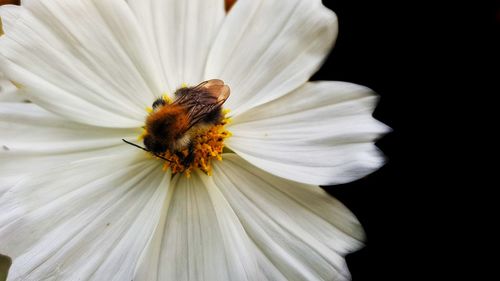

174,79,230,129
192,79,224,90
175,80,229,104
203,80,230,104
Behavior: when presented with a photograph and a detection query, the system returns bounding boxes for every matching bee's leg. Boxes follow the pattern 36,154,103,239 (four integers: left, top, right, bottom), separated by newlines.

178,143,195,167
183,143,196,166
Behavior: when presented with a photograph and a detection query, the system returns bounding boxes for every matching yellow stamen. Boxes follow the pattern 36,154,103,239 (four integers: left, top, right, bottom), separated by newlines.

143,112,231,176
137,128,148,141
181,82,188,88
162,93,173,104
145,106,153,113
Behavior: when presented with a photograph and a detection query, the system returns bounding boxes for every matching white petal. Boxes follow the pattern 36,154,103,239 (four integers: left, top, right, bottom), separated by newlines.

0,72,26,102
128,0,225,93
212,154,364,281
0,152,171,281
0,103,138,196
0,0,164,128
0,4,21,36
227,81,391,185
135,170,262,281
205,0,338,116
0,6,24,103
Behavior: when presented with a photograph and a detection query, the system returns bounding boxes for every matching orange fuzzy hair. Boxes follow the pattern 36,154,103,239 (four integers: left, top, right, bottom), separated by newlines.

144,104,189,152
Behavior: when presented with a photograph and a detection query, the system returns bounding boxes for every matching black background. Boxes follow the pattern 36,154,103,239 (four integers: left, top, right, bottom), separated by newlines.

316,1,496,280
315,1,424,280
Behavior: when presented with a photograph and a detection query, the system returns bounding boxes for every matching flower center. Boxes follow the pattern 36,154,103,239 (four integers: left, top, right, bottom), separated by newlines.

149,110,231,177
137,80,232,177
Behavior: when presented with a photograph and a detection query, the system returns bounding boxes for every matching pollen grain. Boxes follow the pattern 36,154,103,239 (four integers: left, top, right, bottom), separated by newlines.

157,111,231,177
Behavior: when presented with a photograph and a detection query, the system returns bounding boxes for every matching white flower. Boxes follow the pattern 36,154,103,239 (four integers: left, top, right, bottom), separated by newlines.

0,0,390,280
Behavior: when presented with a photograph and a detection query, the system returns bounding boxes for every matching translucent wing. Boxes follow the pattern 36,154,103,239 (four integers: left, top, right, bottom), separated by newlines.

173,79,230,129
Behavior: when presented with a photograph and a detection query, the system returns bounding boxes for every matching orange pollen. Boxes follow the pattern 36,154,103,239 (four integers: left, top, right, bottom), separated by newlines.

158,111,231,177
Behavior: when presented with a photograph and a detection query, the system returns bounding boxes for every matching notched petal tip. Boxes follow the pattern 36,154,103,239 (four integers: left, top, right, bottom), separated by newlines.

227,80,391,186
212,154,367,279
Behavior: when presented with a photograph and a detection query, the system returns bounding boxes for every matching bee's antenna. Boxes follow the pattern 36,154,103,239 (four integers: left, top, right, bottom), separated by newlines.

121,139,174,163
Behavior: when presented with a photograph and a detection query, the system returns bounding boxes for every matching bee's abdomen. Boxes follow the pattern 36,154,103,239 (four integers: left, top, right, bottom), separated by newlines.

144,105,189,152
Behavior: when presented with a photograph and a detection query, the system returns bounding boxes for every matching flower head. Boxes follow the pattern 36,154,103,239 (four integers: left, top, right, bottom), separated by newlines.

0,0,390,280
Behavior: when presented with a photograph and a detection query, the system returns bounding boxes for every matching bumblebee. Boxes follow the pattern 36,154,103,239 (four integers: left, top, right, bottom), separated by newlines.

123,79,230,166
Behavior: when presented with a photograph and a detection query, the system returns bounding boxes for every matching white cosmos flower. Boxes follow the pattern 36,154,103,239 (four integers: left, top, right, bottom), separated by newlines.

0,0,390,280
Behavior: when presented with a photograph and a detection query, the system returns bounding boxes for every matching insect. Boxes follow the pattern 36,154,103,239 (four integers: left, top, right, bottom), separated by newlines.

123,79,230,165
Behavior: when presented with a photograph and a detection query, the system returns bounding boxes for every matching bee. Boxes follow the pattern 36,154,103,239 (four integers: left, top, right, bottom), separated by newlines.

123,79,230,165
